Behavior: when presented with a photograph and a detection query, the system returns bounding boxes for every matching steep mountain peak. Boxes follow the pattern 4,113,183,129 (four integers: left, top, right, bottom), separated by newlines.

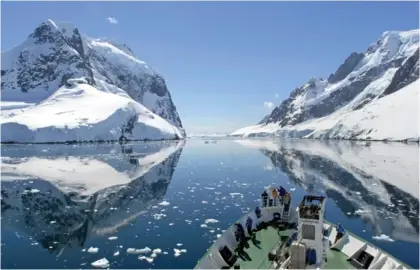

239,28,419,141
1,19,185,141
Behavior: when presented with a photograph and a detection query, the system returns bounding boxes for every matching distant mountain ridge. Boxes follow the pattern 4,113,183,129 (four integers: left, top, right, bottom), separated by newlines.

1,19,184,143
232,29,419,141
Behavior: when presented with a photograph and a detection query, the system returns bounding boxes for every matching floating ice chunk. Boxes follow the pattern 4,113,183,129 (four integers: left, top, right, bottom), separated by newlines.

200,224,208,228
372,234,394,242
108,236,118,240
174,252,181,257
216,234,221,238
153,213,166,220
159,201,170,206
138,256,154,263
163,251,168,255
87,247,99,253
30,189,40,193
114,251,120,256
169,223,174,226
290,188,296,191
354,209,371,215
91,258,109,268
50,221,56,224
180,249,187,253
205,219,219,224
150,253,157,258
127,247,152,254
153,248,162,254
204,187,215,190
210,230,215,233
202,201,208,204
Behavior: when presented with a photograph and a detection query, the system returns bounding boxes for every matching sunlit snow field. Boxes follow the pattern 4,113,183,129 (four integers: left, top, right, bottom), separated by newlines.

1,139,419,268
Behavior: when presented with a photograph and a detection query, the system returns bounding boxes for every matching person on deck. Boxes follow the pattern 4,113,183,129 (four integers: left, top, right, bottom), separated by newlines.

235,223,246,250
272,188,278,199
279,186,287,197
255,206,262,219
246,216,253,236
334,223,345,244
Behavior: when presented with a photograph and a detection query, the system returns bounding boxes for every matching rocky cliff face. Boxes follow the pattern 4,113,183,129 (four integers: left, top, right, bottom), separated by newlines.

1,19,184,136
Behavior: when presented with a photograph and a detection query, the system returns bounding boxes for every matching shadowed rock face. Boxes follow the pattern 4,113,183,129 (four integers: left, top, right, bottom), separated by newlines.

1,20,184,134
380,49,419,98
328,52,365,84
1,141,184,254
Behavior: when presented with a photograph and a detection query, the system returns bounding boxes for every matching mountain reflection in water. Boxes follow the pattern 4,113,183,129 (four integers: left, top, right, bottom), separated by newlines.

1,139,418,269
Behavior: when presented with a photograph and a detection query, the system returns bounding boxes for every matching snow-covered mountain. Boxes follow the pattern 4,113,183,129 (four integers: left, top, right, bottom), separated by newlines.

1,141,184,253
1,19,185,143
235,139,419,243
232,30,419,141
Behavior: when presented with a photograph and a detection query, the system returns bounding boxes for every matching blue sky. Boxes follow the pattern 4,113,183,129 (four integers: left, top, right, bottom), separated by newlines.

2,1,419,134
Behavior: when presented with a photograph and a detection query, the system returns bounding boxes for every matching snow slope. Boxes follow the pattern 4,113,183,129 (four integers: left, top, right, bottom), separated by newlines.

1,19,184,142
1,83,182,143
232,79,419,141
232,29,419,141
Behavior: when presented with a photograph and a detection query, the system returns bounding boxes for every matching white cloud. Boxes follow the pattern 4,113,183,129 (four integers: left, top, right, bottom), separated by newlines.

264,101,274,109
107,17,118,24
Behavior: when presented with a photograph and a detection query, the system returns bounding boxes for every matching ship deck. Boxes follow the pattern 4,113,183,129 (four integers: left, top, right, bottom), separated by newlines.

232,223,355,269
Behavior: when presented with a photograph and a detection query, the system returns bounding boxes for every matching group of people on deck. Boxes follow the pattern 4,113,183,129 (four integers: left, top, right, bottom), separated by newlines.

262,186,291,207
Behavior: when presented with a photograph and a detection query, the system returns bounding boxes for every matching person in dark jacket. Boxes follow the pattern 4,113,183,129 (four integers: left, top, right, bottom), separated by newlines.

334,223,345,244
255,206,262,218
246,216,253,235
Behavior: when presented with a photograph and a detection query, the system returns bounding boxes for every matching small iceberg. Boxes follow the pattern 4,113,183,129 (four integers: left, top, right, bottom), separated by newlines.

91,258,109,268
372,234,394,242
87,247,99,253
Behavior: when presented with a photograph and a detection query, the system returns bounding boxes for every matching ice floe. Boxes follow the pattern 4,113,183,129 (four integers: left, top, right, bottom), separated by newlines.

204,218,219,224
91,258,109,268
127,247,152,254
158,201,170,206
87,247,99,253
372,234,394,242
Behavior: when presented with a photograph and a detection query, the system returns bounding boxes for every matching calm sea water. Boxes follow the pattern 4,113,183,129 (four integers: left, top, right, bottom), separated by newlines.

1,139,419,269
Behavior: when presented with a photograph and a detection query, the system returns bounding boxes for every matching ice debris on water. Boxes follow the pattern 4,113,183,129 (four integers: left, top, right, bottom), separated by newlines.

113,251,120,256
138,256,154,263
158,201,170,206
176,243,183,247
174,248,187,257
108,236,118,240
87,247,99,253
205,218,219,224
91,258,109,268
127,247,152,254
372,234,394,242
